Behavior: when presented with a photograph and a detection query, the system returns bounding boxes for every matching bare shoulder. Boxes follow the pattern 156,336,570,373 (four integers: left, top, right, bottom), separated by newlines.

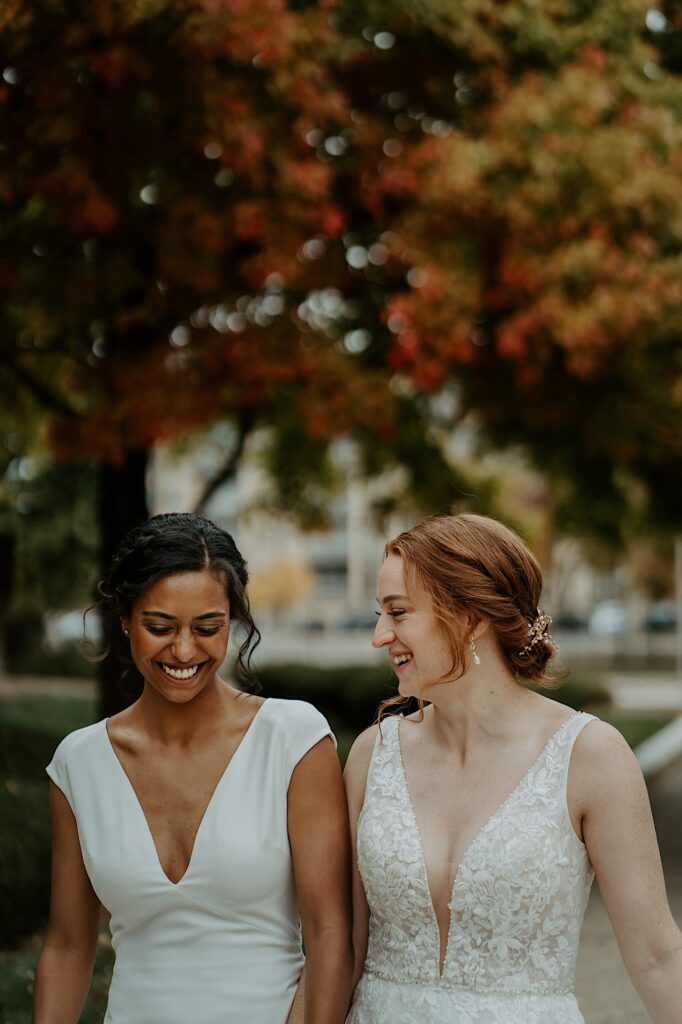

344,724,380,780
570,717,646,806
573,717,638,767
343,723,380,812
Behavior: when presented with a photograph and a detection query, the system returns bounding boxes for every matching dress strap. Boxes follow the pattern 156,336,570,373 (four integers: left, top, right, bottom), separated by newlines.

563,710,597,743
363,715,400,799
556,711,597,788
374,714,400,762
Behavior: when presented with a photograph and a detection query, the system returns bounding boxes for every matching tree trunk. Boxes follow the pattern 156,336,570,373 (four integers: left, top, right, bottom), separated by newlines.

97,448,149,718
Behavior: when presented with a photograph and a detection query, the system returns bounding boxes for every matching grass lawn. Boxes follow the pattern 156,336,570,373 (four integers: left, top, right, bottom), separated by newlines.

0,693,109,1021
0,932,113,1024
0,693,96,738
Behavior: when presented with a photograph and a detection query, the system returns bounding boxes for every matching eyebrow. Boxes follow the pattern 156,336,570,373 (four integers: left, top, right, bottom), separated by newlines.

141,610,228,620
376,594,410,605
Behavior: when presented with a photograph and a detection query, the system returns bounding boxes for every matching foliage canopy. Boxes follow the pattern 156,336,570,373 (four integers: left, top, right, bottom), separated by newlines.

1,0,681,550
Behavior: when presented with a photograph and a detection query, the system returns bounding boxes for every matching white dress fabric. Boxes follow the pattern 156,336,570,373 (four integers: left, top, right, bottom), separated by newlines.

347,712,596,1024
46,698,333,1024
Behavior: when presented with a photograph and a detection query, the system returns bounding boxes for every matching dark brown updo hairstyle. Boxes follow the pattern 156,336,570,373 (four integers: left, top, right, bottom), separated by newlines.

379,513,558,720
93,512,261,692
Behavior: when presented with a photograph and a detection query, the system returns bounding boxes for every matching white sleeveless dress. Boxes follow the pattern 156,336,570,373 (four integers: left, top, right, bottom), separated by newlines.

46,698,333,1024
347,712,596,1024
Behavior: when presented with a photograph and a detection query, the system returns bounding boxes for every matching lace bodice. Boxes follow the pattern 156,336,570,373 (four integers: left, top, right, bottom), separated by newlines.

356,712,595,997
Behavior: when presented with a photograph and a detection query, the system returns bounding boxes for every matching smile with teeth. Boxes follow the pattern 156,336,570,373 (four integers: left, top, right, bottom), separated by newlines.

158,662,205,681
393,653,412,667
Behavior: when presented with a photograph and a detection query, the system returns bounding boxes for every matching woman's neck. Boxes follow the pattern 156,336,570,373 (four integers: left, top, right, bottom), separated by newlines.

424,659,541,758
132,675,239,745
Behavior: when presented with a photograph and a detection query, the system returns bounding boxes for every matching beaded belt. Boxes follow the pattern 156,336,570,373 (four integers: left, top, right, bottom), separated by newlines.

363,965,574,997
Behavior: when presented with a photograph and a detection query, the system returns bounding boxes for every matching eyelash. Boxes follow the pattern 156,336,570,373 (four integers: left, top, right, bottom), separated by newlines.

144,625,223,637
375,610,406,619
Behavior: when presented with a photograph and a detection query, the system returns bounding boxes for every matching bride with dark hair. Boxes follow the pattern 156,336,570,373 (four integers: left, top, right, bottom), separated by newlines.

34,512,352,1024
345,513,682,1024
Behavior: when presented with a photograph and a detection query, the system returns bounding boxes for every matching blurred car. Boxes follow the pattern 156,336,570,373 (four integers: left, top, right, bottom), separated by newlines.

554,611,589,632
588,600,628,635
644,600,677,633
299,619,326,633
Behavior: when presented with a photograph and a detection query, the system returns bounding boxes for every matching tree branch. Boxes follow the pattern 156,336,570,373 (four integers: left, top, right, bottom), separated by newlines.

5,357,82,419
193,412,255,513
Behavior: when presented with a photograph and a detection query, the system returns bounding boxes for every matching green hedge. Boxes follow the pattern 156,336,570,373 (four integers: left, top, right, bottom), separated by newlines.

0,697,94,949
0,933,114,1024
4,640,94,679
1,602,93,679
249,663,610,737
252,663,397,736
0,780,52,948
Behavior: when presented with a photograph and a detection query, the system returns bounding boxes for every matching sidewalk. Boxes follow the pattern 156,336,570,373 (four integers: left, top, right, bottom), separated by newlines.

608,672,682,713
0,674,96,698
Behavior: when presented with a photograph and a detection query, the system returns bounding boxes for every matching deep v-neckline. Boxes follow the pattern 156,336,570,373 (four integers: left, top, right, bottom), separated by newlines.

103,700,268,886
395,712,578,977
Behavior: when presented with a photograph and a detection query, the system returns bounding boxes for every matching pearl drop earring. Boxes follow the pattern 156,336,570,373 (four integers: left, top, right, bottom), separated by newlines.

469,635,481,666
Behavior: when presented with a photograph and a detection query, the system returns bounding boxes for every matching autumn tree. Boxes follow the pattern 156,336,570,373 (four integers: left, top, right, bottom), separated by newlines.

2,0,681,711
331,0,682,542
0,1,354,706
2,0,470,709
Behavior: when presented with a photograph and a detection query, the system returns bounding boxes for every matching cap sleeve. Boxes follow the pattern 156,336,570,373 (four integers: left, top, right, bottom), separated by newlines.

282,700,335,781
46,732,78,812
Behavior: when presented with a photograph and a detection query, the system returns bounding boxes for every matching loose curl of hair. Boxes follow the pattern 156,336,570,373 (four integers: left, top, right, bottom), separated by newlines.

378,513,560,722
91,512,261,693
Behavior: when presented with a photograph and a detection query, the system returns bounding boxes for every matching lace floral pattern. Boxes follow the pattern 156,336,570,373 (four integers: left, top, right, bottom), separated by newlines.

347,713,595,1024
348,973,586,1024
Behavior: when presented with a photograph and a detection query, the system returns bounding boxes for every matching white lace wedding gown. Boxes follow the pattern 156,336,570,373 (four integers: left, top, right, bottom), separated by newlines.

347,712,596,1024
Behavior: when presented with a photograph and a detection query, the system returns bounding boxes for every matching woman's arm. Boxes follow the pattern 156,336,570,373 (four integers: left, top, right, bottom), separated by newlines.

571,721,682,1023
343,727,377,994
288,736,353,1024
33,782,101,1024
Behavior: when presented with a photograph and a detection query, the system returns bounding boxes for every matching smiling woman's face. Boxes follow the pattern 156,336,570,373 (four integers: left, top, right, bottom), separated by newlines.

373,553,456,698
122,569,230,703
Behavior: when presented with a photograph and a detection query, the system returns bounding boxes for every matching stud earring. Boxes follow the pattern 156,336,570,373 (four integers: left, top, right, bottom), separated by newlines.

469,635,481,666
123,628,129,637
